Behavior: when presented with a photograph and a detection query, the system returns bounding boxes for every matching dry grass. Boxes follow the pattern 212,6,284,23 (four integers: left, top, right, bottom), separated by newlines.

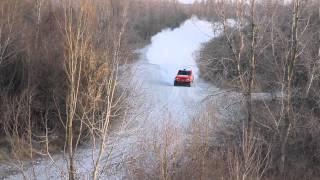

124,103,271,180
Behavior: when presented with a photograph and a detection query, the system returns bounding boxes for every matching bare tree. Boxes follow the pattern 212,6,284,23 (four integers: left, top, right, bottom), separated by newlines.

92,1,129,179
278,0,300,175
62,0,96,178
204,1,259,145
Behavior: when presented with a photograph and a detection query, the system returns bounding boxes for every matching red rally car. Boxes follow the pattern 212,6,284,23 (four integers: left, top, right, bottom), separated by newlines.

174,69,194,87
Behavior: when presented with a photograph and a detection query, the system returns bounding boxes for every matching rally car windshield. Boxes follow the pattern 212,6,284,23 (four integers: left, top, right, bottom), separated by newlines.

177,70,191,75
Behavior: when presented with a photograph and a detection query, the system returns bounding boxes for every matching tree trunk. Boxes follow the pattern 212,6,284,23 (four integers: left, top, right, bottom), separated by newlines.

279,0,299,175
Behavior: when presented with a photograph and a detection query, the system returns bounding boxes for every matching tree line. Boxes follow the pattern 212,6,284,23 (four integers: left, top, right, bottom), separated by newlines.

196,0,320,179
0,0,190,178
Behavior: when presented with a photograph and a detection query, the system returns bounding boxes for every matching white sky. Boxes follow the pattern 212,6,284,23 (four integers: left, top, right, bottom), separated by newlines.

178,0,198,4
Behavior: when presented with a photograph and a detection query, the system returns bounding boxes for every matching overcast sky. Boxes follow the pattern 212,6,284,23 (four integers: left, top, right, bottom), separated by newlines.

178,0,197,4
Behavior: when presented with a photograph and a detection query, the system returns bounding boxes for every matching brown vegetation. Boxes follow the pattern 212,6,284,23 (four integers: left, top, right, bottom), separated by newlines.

196,0,320,179
0,0,190,175
1,0,319,179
